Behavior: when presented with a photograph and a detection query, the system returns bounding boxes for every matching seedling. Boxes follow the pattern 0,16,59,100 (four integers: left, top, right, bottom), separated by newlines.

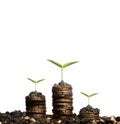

47,59,79,81
27,78,45,91
80,92,98,105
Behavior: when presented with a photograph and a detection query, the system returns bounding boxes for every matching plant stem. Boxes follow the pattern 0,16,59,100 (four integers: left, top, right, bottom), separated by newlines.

61,68,63,81
35,83,37,91
88,97,90,105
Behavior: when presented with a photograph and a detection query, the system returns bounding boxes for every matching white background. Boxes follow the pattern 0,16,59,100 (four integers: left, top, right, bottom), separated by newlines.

0,0,120,117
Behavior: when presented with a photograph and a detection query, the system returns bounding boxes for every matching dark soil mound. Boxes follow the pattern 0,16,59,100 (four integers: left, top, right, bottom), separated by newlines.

0,110,120,124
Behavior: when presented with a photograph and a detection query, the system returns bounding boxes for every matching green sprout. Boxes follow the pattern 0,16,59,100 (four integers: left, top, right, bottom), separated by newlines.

80,92,98,105
27,78,45,91
47,59,79,81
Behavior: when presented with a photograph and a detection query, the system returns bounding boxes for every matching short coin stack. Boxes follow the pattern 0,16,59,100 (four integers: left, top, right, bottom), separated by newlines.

79,105,100,121
52,80,73,119
25,91,46,119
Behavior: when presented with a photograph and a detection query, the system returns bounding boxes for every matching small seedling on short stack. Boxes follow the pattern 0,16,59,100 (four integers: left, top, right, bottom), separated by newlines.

80,92,98,105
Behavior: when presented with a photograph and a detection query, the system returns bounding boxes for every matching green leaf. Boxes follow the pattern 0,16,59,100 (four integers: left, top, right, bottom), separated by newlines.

63,61,79,69
27,78,45,84
80,92,89,97
47,59,62,68
36,79,45,83
27,78,36,83
89,93,98,97
80,92,98,98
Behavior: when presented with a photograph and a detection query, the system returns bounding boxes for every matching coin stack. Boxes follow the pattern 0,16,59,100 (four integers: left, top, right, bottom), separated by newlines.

25,91,46,119
79,105,100,120
52,80,73,119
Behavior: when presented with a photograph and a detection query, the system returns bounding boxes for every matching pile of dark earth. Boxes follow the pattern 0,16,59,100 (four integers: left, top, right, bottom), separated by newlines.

0,110,120,124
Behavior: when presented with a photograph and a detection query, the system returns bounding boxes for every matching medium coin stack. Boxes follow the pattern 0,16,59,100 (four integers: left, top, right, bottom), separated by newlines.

25,91,46,119
52,80,73,119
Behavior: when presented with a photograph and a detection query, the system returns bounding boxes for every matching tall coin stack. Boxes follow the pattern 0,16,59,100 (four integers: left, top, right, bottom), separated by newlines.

25,91,46,119
52,80,73,119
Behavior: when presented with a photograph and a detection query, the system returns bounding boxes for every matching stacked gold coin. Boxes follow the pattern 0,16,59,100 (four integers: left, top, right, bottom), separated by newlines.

79,105,100,120
52,81,73,119
25,91,46,119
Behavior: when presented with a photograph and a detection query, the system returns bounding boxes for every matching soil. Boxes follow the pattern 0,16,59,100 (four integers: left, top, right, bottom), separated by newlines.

0,110,120,124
